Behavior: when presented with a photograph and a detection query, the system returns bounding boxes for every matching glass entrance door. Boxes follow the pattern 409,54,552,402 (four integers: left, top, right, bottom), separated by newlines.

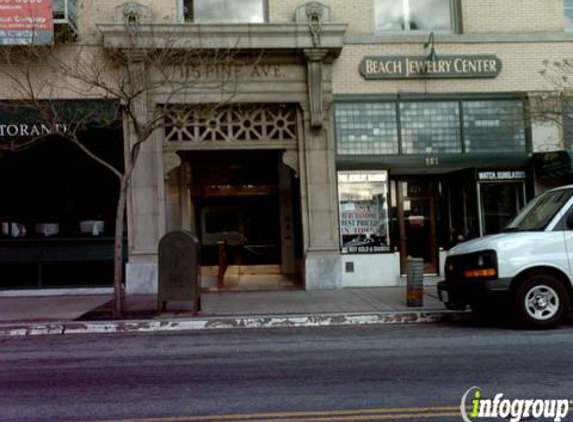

397,179,438,274
188,151,282,267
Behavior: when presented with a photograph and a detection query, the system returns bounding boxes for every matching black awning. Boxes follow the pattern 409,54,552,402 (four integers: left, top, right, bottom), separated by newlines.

337,153,530,175
533,150,573,178
0,100,121,131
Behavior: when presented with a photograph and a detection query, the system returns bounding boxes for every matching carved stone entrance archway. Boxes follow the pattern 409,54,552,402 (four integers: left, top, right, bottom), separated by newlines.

162,104,301,289
97,1,348,294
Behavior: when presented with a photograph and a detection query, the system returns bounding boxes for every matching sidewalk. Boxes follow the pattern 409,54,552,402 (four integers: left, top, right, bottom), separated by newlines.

0,282,470,336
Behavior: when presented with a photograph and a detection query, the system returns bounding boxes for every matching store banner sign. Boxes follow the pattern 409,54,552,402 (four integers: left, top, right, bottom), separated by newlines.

478,170,526,181
359,55,502,79
0,0,54,45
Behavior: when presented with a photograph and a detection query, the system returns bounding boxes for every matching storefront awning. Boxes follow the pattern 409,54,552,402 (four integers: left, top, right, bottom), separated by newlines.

337,153,531,175
0,100,121,130
533,150,573,178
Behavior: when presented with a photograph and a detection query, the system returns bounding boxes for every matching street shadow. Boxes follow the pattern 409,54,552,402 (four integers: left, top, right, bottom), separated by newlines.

451,310,573,331
75,300,159,321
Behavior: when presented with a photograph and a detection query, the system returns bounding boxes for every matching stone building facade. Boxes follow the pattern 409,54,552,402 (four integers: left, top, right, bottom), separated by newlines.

1,0,572,293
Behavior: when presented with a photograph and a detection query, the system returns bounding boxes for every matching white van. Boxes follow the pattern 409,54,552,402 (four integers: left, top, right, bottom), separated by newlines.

438,185,573,328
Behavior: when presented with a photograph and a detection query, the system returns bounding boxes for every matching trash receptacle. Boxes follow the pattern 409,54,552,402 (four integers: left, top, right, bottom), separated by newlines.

406,257,424,307
158,230,201,314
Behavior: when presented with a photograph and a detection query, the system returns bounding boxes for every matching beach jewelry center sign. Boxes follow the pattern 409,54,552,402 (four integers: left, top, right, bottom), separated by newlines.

359,55,502,79
0,0,54,45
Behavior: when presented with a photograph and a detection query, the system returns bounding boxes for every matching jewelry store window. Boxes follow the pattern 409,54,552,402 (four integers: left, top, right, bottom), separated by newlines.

478,171,527,236
338,171,391,254
181,0,267,23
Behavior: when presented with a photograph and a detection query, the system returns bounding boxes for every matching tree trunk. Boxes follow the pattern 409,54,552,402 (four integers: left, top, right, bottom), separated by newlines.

112,175,129,318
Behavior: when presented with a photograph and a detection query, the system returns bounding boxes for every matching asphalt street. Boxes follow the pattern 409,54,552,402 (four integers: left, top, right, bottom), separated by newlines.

1,320,573,422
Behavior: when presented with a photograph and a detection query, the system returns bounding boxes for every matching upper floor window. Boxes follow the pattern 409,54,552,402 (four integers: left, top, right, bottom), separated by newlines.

183,0,266,23
565,0,573,31
375,0,456,33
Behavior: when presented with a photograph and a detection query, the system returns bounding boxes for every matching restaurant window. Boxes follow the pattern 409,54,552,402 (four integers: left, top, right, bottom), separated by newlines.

0,132,122,239
182,0,266,23
338,171,391,254
374,0,457,33
565,0,573,31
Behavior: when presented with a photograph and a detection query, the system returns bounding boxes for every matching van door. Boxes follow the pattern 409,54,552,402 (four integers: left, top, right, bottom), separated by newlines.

558,203,573,277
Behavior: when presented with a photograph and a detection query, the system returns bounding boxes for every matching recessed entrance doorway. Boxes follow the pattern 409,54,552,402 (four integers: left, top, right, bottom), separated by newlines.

183,150,301,290
396,178,439,274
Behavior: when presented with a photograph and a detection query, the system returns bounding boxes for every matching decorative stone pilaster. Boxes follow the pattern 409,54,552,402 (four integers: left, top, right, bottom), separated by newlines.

122,50,163,294
299,95,341,289
297,2,332,131
304,49,328,130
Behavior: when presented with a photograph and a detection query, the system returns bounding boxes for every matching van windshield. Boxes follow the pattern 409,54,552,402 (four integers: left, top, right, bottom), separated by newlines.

503,189,573,232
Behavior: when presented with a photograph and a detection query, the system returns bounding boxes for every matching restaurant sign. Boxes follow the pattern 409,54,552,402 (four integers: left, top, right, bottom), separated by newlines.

0,0,54,45
359,55,502,80
0,123,69,137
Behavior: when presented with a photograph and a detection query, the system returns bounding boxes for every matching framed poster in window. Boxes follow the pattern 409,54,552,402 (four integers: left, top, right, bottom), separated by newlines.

338,171,390,254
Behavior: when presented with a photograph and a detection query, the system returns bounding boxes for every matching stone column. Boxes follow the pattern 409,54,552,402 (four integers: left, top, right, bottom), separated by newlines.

124,52,162,294
301,48,341,290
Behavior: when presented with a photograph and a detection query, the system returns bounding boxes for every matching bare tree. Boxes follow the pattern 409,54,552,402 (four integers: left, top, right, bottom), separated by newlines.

0,28,251,316
532,59,573,147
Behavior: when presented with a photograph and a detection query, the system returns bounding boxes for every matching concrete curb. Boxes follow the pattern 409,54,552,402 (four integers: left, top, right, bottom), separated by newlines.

0,310,471,336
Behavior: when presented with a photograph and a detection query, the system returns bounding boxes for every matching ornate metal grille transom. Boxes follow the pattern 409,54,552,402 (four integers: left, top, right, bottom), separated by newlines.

164,105,297,144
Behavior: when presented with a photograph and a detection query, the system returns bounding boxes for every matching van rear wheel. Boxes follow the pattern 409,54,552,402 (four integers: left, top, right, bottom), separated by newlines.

515,274,569,329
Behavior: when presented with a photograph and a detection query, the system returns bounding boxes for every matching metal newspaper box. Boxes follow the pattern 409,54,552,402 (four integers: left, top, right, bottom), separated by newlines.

406,257,424,307
158,230,201,313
